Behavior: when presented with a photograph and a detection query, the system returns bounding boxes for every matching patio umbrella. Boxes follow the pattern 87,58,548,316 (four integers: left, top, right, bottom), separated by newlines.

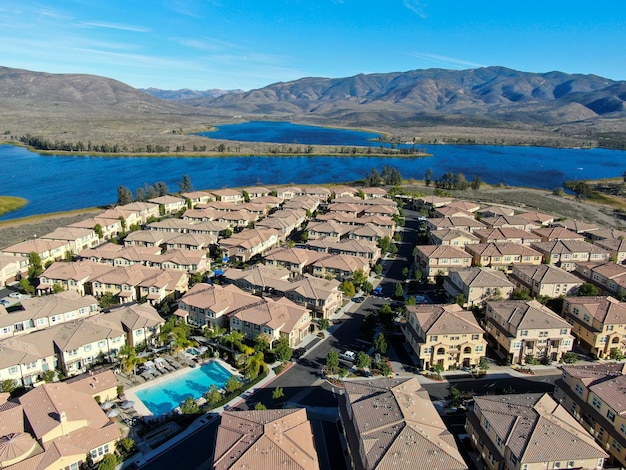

154,357,166,365
106,409,119,418
120,400,135,409
100,401,115,410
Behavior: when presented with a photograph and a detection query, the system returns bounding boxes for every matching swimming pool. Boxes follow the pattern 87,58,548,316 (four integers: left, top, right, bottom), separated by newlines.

135,361,232,415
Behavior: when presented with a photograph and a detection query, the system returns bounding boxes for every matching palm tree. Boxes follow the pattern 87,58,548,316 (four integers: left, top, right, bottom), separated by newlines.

222,330,244,352
118,345,145,375
244,352,267,380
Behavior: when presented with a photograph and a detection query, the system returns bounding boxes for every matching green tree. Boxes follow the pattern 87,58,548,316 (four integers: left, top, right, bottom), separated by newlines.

52,283,65,294
225,376,241,393
374,333,388,355
272,387,285,401
511,288,532,300
223,330,245,352
373,264,383,275
378,236,392,253
424,168,433,186
562,352,578,364
98,292,118,308
578,283,599,296
28,251,44,280
117,186,133,205
244,352,267,380
470,175,482,190
254,333,271,353
355,351,370,370
97,453,118,470
273,337,293,362
117,437,135,455
205,384,222,406
453,293,467,307
393,282,404,298
318,318,331,331
19,277,35,295
93,224,104,239
254,402,267,410
179,174,193,193
118,345,145,375
180,396,200,414
326,349,339,375
341,280,356,298
0,379,17,393
379,361,392,377
610,348,625,361
362,280,373,295
41,370,55,383
351,269,368,290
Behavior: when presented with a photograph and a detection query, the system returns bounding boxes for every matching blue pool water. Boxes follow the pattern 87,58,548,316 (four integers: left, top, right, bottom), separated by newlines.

135,361,232,415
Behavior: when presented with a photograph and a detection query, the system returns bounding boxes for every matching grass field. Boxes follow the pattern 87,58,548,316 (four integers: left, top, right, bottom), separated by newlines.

0,196,27,217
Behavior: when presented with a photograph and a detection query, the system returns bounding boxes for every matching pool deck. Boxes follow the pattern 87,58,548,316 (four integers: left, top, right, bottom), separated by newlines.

123,358,240,416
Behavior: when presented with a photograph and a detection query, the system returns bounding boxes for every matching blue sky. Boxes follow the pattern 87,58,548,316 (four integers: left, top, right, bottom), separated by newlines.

0,0,624,91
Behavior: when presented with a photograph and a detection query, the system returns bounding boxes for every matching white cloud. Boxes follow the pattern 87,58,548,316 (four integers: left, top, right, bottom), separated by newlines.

408,52,485,69
82,21,152,33
402,0,427,19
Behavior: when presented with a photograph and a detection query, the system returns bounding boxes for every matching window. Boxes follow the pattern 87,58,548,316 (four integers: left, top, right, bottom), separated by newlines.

575,383,583,395
621,423,626,435
472,334,480,340
568,462,575,468
513,342,522,349
560,329,568,335
90,443,110,459
607,410,616,422
520,330,528,337
98,340,106,348
9,366,18,375
483,418,491,431
84,344,92,352
612,440,623,452
430,336,438,342
592,397,602,409
475,345,484,352
554,463,561,469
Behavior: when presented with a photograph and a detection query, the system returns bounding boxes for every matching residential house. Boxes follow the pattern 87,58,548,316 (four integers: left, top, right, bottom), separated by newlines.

518,210,555,226
2,382,122,469
447,200,481,213
311,254,370,281
123,230,170,248
433,206,474,219
241,186,271,199
532,227,586,242
473,227,542,245
575,262,626,298
230,296,312,347
586,228,626,242
306,238,381,264
339,377,467,470
413,195,453,210
118,201,160,223
464,242,543,271
0,254,23,285
255,209,306,239
176,283,259,329
213,408,319,470
0,290,100,338
403,303,487,369
531,240,611,271
274,186,302,200
476,206,515,218
1,239,71,267
594,238,626,264
554,363,626,468
361,187,388,199
219,228,281,262
65,369,119,402
346,224,389,243
414,245,473,280
561,296,626,358
480,215,540,231
263,247,325,277
426,216,487,233
163,232,215,252
466,392,607,470
78,244,161,267
283,195,320,213
511,264,583,297
303,186,332,201
146,195,187,214
181,190,215,206
282,274,343,319
430,228,480,247
223,264,291,295
41,227,99,253
210,188,245,204
69,216,123,241
0,335,57,387
215,209,259,229
331,186,359,198
38,260,112,296
103,302,164,349
444,267,514,307
484,299,574,364
306,221,348,240
553,219,599,234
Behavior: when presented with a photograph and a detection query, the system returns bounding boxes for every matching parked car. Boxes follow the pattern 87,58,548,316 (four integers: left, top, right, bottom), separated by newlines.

352,296,365,303
0,299,9,306
339,350,356,362
8,293,22,299
292,347,306,359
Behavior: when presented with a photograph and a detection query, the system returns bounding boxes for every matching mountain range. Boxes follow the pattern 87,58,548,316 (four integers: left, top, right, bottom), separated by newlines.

0,65,625,148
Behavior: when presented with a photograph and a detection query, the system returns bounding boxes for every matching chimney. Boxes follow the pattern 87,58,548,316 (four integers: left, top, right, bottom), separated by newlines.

59,411,67,423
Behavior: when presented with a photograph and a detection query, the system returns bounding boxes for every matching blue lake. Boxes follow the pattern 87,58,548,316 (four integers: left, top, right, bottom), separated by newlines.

1,121,625,220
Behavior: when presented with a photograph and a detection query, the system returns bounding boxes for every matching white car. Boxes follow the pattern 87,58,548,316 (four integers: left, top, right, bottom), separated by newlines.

8,293,22,299
339,350,356,362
